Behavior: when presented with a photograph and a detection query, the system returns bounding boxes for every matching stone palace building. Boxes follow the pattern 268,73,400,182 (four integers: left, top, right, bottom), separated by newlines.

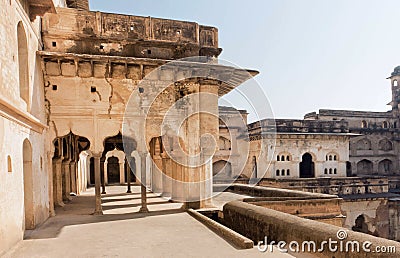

2,0,400,256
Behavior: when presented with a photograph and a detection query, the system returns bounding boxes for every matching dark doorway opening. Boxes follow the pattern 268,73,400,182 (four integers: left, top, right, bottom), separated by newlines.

346,161,352,177
352,214,376,236
124,158,136,183
107,157,120,184
89,157,95,185
300,153,315,178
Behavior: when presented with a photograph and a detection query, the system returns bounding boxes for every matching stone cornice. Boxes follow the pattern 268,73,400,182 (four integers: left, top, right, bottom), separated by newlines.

0,97,47,133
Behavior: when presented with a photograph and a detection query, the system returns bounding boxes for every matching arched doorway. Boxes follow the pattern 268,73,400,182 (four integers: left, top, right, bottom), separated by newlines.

299,153,314,178
357,159,373,174
107,157,120,184
378,159,392,174
352,214,375,236
212,160,232,179
346,161,352,177
23,139,34,230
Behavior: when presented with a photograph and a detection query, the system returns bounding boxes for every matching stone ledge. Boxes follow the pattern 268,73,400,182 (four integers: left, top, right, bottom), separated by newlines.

187,209,254,249
223,201,400,258
0,97,47,133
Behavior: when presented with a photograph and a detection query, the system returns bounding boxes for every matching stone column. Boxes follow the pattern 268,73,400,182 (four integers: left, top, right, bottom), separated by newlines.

53,158,64,207
62,159,72,202
101,158,106,194
70,161,77,194
119,161,125,184
87,156,91,186
199,84,218,208
152,156,163,194
171,156,184,201
93,153,103,215
126,159,132,193
161,153,172,198
48,150,55,216
76,159,81,195
146,154,151,188
139,152,149,212
104,161,108,185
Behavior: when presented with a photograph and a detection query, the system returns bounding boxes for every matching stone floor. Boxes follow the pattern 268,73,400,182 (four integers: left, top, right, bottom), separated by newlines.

4,186,293,258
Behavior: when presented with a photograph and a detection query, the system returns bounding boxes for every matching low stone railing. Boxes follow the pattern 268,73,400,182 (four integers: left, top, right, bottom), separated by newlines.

223,201,400,257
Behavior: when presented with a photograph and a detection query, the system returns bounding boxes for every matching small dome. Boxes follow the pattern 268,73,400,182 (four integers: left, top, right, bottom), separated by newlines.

392,66,400,76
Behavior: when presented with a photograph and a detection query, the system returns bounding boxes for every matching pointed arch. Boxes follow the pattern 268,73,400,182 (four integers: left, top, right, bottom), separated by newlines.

17,21,29,109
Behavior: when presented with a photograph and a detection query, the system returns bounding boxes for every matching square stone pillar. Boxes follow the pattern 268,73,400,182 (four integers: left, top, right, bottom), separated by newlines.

161,154,172,198
199,84,219,208
48,151,55,216
93,153,103,215
171,156,184,201
103,161,108,185
152,156,163,194
70,161,77,194
119,161,125,184
53,158,64,207
139,152,149,212
62,160,72,202
126,158,132,193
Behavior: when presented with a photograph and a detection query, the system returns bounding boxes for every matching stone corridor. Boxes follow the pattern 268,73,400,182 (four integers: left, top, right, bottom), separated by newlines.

3,186,291,258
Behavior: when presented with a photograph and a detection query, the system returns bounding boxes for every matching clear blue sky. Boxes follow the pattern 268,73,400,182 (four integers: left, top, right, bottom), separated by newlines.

91,0,399,121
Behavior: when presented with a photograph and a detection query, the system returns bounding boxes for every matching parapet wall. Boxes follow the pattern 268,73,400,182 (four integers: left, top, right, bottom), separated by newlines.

66,0,88,10
42,7,220,59
223,201,400,257
258,177,389,196
305,109,392,119
248,118,349,134
225,184,338,198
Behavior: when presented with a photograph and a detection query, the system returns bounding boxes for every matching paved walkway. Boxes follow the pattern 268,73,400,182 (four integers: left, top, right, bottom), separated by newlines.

4,186,292,258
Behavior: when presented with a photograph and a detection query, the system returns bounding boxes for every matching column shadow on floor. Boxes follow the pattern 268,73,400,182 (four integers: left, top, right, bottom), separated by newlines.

24,191,184,240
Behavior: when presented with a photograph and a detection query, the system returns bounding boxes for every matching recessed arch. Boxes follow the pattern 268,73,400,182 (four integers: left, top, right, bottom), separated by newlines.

17,21,30,109
361,120,368,128
357,159,373,174
378,159,392,174
326,152,339,161
378,139,393,151
212,160,232,179
277,152,292,162
218,136,231,151
356,138,372,150
352,214,372,235
7,155,12,172
23,139,34,230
